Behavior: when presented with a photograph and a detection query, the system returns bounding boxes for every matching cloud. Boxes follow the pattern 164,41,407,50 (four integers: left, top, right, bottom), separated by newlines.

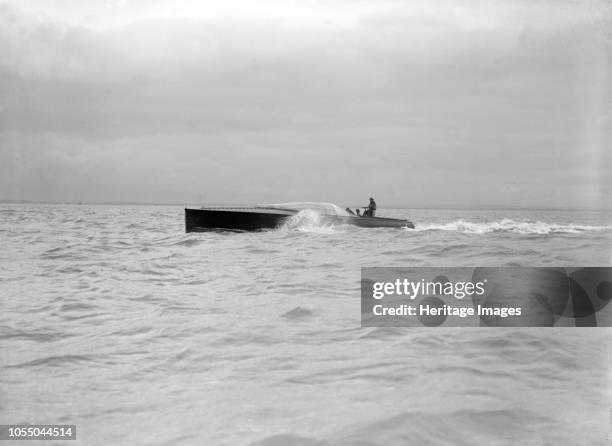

0,0,609,208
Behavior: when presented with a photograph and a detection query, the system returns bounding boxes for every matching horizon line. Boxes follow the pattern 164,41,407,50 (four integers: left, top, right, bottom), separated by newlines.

1,199,610,212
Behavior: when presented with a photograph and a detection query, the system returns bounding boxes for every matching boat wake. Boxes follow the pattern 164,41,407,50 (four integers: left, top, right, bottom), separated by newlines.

279,210,340,234
412,218,612,234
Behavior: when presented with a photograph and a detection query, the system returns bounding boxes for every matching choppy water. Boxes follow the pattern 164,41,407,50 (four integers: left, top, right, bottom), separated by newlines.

1,204,612,445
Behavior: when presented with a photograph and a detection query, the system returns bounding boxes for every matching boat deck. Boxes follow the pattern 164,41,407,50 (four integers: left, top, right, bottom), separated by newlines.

199,207,297,215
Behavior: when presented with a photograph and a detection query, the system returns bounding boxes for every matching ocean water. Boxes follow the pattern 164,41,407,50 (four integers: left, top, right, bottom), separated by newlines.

1,204,612,445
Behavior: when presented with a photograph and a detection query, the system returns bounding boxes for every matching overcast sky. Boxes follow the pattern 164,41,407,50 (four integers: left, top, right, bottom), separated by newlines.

1,0,610,208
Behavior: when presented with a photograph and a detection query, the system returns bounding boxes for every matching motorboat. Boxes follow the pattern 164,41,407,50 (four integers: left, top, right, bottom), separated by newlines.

185,202,414,232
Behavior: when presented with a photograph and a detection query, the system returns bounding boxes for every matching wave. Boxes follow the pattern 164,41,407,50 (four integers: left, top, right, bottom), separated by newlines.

412,218,612,234
279,210,340,234
6,354,96,369
0,327,69,343
281,306,315,320
175,238,203,247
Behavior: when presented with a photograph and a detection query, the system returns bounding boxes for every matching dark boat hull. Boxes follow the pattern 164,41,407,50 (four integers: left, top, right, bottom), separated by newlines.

185,208,295,232
185,208,414,232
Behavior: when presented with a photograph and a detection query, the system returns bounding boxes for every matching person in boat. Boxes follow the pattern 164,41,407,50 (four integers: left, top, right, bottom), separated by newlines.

364,197,376,217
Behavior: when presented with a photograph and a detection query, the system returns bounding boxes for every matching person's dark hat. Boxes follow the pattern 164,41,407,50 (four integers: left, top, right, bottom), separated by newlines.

369,197,374,200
